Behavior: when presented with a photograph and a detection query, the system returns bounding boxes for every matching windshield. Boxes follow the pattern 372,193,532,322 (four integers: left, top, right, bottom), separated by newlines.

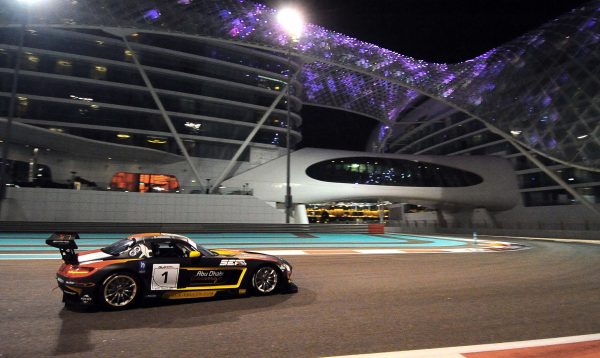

101,239,134,256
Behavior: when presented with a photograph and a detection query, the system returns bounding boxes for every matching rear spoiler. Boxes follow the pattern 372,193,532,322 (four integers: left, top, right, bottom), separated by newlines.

46,232,79,265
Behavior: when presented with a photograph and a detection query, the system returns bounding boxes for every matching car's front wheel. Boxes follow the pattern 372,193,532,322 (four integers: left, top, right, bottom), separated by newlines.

251,266,280,295
99,272,140,310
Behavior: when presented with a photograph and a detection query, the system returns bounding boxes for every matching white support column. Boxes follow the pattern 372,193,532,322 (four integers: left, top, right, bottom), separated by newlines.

435,209,448,228
293,204,308,224
378,201,386,223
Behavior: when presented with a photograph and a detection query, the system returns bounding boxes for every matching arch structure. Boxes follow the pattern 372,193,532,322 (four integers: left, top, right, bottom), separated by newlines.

1,0,598,171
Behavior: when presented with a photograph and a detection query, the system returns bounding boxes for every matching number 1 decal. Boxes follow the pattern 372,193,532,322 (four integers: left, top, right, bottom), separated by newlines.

151,264,180,290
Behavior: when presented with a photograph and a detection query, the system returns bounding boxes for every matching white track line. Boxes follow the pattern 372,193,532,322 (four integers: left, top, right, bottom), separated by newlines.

354,249,406,254
483,235,600,245
326,333,600,357
254,247,512,256
253,250,308,256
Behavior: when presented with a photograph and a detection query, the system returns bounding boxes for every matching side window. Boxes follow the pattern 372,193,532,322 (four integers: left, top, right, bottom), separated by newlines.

150,241,189,258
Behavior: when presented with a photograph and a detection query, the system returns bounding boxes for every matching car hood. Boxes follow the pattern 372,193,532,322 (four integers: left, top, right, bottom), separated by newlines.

211,249,282,263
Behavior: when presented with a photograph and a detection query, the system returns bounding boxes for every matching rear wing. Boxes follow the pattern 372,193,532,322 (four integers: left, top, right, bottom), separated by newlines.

46,232,79,265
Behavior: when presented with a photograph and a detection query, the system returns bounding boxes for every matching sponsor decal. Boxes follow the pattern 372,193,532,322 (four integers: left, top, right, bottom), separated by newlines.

139,261,146,273
220,259,246,267
129,246,141,257
192,270,225,284
81,294,93,304
151,264,180,290
195,270,224,277
163,290,216,300
57,277,64,284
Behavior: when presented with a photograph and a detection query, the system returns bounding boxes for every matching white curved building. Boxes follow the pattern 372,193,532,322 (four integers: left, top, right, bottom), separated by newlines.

224,148,519,211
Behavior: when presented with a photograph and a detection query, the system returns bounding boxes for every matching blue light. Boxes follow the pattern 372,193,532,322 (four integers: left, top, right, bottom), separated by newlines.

143,9,161,22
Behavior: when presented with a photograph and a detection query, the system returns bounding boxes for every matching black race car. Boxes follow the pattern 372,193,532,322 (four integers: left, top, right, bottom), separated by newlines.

46,232,297,309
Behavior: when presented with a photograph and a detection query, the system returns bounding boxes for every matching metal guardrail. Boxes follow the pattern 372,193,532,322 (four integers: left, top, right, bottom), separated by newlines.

0,222,371,233
387,220,600,240
388,220,600,232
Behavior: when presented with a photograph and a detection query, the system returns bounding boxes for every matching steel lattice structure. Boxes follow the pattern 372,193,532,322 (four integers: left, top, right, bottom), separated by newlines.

1,0,599,169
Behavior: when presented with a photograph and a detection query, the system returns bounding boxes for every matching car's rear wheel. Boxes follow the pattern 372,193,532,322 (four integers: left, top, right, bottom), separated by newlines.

100,272,140,310
251,266,280,295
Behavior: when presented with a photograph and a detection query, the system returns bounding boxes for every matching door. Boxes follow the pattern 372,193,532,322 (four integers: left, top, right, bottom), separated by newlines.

179,255,247,290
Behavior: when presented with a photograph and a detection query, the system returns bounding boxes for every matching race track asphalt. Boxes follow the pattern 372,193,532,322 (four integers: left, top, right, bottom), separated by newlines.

1,238,600,357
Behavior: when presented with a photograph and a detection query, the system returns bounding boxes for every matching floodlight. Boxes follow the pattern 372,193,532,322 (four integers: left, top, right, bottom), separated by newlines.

277,7,304,40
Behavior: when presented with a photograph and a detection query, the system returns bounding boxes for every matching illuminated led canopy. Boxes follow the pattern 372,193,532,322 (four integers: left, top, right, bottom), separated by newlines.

1,0,598,169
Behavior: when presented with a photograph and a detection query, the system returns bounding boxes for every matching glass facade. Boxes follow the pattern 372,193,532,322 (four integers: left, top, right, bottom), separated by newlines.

0,26,302,160
386,107,600,206
0,159,52,187
306,157,483,187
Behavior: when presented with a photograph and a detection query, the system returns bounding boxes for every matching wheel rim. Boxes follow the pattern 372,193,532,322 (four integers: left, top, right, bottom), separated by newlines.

103,274,137,307
253,267,278,293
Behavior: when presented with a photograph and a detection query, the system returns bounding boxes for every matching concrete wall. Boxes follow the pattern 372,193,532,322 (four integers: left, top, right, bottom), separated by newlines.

388,203,600,239
493,203,600,226
394,203,600,229
8,144,282,191
386,225,600,240
1,187,285,223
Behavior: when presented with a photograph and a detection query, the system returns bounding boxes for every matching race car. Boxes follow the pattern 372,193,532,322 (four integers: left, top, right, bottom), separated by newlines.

46,232,297,309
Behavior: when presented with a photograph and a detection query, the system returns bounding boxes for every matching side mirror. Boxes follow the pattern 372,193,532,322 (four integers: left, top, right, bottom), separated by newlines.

189,251,201,258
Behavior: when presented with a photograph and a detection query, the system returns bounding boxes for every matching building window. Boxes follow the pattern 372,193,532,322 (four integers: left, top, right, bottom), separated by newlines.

306,157,483,187
110,172,180,193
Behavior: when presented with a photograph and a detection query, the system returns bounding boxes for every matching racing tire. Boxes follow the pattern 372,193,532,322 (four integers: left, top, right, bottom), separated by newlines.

251,265,280,295
99,272,140,310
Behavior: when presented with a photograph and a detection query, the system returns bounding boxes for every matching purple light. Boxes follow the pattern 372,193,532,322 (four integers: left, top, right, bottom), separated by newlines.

143,9,161,22
580,18,596,31
442,88,454,98
545,137,558,149
442,74,455,84
219,10,232,19
542,96,552,106
326,77,337,92
377,125,390,142
528,133,539,144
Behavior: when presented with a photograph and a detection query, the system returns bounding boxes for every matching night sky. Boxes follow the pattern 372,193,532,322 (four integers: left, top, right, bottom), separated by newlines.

261,0,590,150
